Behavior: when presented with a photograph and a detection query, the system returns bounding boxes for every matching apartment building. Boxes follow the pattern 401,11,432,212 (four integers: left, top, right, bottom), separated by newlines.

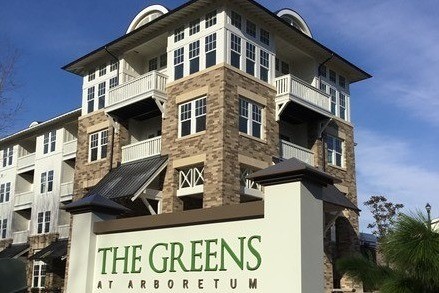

0,109,80,292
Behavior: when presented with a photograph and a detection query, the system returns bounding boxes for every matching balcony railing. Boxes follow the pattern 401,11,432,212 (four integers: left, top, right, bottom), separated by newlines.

12,230,29,244
121,136,162,163
275,75,330,112
63,139,77,158
57,224,70,239
280,140,315,166
60,182,74,201
14,190,33,209
17,153,35,171
177,166,204,197
107,71,167,110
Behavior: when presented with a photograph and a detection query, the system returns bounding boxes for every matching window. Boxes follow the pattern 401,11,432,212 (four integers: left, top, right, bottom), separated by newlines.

319,82,327,93
189,19,200,35
89,130,108,162
33,261,47,288
98,82,106,109
0,183,11,203
37,211,51,234
2,147,13,167
260,28,270,46
189,41,200,74
246,20,256,37
179,97,206,137
88,70,95,81
260,50,269,82
149,57,158,71
246,43,256,76
87,87,95,113
320,65,327,77
230,33,241,69
329,69,336,83
99,65,107,77
205,33,217,68
109,77,119,89
174,26,184,42
330,88,337,115
40,170,54,193
205,10,217,28
160,53,167,68
339,93,346,120
231,11,242,29
0,219,6,239
239,98,262,139
43,130,56,154
281,61,289,75
326,135,344,167
110,61,118,72
174,48,184,80
339,75,346,88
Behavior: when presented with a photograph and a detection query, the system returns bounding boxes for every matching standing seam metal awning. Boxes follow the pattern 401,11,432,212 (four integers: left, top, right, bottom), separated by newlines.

0,243,29,259
30,240,68,261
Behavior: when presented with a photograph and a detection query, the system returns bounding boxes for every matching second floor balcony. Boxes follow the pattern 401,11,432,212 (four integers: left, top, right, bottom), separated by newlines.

122,136,162,164
14,190,33,210
63,139,77,159
106,71,167,119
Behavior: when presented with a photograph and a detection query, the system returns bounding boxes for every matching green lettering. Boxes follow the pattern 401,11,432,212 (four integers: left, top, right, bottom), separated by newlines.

112,246,130,274
205,239,218,271
131,245,142,273
220,237,245,271
97,247,112,274
190,240,203,271
247,235,262,271
170,242,188,272
149,243,169,273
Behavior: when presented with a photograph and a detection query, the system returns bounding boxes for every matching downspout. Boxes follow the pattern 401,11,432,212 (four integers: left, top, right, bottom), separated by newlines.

104,46,119,171
317,54,334,172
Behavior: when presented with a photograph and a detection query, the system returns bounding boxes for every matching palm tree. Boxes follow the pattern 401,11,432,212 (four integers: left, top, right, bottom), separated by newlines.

337,212,439,293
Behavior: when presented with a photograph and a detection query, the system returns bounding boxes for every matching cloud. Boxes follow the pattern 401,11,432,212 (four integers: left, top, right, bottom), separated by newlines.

356,128,439,231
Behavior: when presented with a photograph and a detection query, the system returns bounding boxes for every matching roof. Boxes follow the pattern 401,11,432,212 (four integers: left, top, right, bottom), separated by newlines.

322,185,359,212
0,108,81,145
87,155,168,200
63,193,131,215
0,243,29,259
248,157,339,186
62,0,371,82
31,239,68,261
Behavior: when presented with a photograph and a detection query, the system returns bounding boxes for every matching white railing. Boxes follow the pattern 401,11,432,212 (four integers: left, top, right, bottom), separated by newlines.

60,182,74,198
280,140,315,166
57,224,70,239
177,166,204,197
121,136,162,163
63,139,77,157
17,153,35,170
12,231,29,244
14,190,33,207
108,71,167,107
275,75,330,111
240,168,262,191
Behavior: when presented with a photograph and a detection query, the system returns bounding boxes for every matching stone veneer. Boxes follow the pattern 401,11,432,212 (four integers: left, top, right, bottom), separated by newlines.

161,65,278,213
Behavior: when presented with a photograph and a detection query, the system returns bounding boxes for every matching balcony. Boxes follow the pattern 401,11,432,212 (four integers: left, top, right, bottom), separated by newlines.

280,140,315,166
63,139,77,159
57,224,70,239
275,75,331,116
12,230,29,244
14,190,33,210
60,182,74,201
122,136,162,163
106,71,167,117
17,153,35,172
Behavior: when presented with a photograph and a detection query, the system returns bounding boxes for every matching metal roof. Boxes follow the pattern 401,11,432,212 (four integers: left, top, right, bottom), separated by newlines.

322,185,359,212
87,155,168,200
31,239,68,261
62,0,371,82
63,193,131,215
0,243,29,259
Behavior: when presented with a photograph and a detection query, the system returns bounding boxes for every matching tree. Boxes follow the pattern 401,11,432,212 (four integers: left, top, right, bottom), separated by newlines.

0,42,21,137
337,212,439,293
364,195,404,238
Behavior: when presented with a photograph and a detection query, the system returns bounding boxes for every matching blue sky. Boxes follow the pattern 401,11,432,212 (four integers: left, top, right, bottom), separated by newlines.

2,0,438,231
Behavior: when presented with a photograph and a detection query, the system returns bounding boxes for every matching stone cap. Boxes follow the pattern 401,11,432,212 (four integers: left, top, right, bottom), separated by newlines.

62,193,131,215
248,157,340,186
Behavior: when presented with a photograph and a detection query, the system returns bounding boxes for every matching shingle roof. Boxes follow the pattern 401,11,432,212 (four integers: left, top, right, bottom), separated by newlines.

0,243,29,259
87,155,168,200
